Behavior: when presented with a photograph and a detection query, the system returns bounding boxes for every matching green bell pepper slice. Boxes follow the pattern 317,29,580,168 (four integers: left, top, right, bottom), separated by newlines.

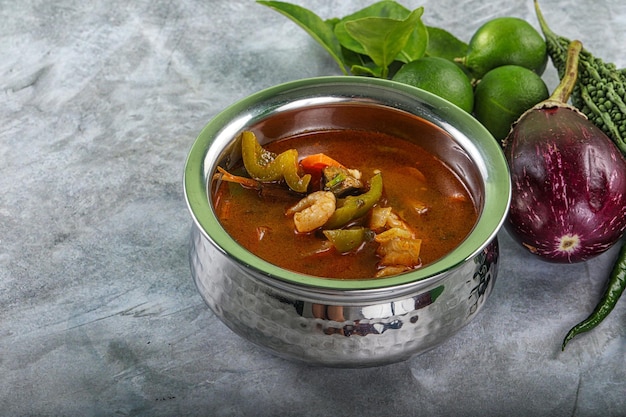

241,131,311,193
323,227,373,253
324,172,383,229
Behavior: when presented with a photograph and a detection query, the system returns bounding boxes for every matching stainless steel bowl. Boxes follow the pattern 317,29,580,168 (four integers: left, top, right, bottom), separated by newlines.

184,76,511,367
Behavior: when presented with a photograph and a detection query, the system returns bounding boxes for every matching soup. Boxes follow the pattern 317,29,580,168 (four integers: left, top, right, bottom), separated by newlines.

212,126,478,279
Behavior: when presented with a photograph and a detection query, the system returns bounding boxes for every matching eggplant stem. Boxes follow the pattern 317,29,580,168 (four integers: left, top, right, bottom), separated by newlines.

534,0,555,39
548,40,583,105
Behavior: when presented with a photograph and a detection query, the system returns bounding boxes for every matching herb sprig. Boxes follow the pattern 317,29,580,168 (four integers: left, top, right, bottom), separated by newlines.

257,0,455,79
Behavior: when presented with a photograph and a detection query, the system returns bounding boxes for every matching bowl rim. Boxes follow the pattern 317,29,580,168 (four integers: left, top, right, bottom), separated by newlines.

184,76,511,291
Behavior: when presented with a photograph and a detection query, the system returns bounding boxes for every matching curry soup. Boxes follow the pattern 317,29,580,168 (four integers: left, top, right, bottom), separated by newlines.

212,127,478,279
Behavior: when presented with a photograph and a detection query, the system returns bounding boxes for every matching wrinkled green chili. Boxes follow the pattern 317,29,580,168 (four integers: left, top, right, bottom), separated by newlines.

241,131,311,193
323,172,383,229
562,240,626,350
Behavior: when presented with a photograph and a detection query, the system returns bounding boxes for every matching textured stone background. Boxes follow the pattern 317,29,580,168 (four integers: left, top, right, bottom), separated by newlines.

1,0,625,416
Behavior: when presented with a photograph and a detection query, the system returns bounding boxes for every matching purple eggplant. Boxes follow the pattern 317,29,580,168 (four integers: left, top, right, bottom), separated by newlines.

503,40,626,263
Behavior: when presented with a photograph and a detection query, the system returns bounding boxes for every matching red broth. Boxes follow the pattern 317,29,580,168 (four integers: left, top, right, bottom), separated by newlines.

212,127,478,279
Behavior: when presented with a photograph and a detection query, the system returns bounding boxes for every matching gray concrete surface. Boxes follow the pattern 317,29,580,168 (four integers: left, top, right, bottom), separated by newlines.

1,0,625,416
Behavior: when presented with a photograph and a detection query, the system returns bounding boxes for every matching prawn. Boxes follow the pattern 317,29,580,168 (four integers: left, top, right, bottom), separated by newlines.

371,208,422,277
286,191,336,233
369,206,414,233
375,230,422,266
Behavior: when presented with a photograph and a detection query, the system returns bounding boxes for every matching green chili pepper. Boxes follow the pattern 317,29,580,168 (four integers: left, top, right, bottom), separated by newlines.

562,240,626,351
241,131,311,193
323,227,373,253
323,172,383,229
325,173,345,189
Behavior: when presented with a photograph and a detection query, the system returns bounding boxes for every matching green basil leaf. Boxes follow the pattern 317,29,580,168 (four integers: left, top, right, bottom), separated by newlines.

350,63,383,78
257,1,348,74
343,7,424,78
425,26,468,61
398,15,428,63
340,46,370,72
334,1,412,57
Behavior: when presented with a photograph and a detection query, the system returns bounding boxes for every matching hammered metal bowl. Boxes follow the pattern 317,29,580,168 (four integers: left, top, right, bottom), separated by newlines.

184,76,511,367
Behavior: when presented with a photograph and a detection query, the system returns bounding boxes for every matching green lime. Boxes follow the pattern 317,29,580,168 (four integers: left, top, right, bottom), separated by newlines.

460,17,547,80
473,65,549,141
392,56,474,113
